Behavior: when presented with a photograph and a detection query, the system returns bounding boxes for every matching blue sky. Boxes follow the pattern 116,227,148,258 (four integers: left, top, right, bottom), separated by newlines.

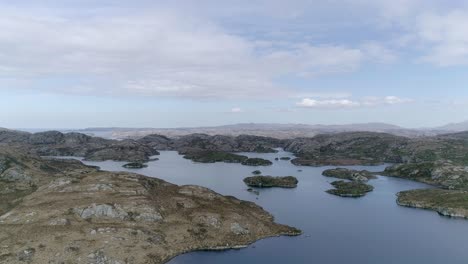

1,0,468,128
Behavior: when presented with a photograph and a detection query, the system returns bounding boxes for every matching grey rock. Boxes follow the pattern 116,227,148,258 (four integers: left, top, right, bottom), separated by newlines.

230,223,249,235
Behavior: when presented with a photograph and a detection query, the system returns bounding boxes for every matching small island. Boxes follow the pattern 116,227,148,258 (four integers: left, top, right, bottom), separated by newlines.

183,150,248,163
243,176,298,188
241,158,273,166
122,162,148,169
326,180,374,197
252,170,262,175
322,168,376,182
280,157,291,160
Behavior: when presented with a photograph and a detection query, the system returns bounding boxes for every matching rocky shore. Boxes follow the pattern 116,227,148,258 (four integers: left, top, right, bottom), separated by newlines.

397,189,468,218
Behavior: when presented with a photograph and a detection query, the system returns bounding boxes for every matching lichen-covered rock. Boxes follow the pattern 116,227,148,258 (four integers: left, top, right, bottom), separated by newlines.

230,223,250,235
74,204,129,220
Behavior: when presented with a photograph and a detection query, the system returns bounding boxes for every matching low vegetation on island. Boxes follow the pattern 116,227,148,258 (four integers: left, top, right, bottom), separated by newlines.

182,150,248,163
241,158,273,166
122,162,148,169
243,176,298,188
326,181,374,197
322,168,376,182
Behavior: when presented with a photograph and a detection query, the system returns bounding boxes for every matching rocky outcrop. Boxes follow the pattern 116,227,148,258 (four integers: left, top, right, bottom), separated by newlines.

322,168,377,182
0,130,159,162
243,176,298,188
326,181,374,197
0,148,301,264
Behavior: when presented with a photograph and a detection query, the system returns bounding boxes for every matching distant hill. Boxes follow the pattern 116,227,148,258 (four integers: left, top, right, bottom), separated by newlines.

68,122,432,139
11,121,468,140
434,121,468,132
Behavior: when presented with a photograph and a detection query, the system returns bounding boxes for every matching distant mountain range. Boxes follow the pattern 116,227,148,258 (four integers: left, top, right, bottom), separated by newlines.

10,120,468,140
51,121,458,139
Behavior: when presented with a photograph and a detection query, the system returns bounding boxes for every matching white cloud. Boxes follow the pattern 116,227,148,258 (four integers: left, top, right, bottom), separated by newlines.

230,107,243,113
296,98,360,108
298,96,413,109
0,7,397,99
415,11,468,66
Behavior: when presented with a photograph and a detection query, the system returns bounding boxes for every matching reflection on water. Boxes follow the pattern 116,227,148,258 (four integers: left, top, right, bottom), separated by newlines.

78,150,468,264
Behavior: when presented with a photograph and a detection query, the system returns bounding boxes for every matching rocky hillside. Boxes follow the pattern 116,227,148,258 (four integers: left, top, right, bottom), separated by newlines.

285,132,409,166
139,133,283,153
0,148,300,263
285,132,468,166
0,130,158,162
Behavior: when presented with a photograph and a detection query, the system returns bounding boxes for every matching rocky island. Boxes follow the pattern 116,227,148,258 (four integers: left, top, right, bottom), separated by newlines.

241,158,273,166
322,168,377,182
0,148,301,263
326,180,374,197
122,162,148,169
182,150,248,163
243,176,298,188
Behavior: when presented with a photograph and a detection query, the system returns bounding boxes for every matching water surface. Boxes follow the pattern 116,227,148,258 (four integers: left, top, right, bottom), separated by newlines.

80,150,468,264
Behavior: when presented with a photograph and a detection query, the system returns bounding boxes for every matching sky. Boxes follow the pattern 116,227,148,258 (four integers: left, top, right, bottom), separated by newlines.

1,0,468,129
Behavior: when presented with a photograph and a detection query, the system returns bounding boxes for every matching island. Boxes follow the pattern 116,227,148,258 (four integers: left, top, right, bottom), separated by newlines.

243,176,298,188
182,150,248,163
326,180,374,197
252,170,262,175
122,162,148,169
280,157,291,160
241,158,273,166
322,168,376,182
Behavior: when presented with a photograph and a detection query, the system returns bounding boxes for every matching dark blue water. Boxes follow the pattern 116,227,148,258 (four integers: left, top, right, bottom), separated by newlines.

79,150,468,264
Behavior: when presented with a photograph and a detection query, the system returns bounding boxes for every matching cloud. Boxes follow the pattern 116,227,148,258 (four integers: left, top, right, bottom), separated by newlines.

296,98,360,108
0,6,398,99
414,11,468,66
230,107,243,113
297,96,413,109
